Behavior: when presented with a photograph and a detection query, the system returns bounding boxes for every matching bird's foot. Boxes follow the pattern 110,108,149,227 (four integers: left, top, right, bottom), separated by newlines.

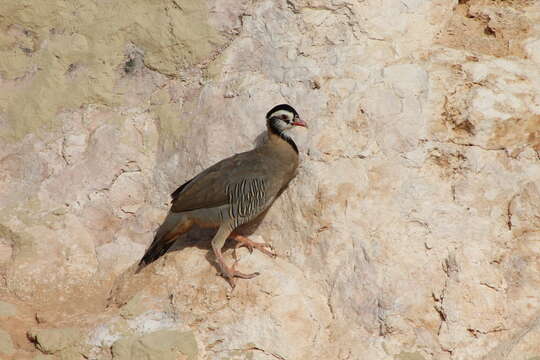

231,234,276,259
218,259,259,288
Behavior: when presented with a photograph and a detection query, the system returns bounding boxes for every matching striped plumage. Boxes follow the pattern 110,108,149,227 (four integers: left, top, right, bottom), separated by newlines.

137,104,307,287
226,178,266,223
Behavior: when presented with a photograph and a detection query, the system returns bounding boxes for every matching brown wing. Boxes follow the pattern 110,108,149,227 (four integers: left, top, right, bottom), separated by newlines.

170,149,268,213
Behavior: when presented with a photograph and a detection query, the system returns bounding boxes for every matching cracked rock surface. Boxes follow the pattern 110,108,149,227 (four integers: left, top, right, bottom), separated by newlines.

1,0,540,359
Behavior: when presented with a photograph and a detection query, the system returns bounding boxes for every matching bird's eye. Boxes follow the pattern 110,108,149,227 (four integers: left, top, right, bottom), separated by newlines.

280,115,289,121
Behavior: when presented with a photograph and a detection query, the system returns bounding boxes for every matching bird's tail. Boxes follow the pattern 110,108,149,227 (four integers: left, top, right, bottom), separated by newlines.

136,212,187,273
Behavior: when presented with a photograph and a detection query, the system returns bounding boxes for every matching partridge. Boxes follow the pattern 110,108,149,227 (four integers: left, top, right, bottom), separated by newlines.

137,104,307,287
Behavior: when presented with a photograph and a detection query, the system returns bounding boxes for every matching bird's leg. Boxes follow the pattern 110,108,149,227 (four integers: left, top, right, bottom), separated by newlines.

211,226,259,288
230,232,276,259
214,250,259,288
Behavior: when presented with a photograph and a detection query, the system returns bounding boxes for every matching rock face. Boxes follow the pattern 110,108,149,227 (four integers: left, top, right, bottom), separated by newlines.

1,0,540,359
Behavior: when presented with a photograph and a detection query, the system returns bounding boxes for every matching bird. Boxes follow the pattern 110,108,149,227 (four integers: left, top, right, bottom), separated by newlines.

136,104,307,287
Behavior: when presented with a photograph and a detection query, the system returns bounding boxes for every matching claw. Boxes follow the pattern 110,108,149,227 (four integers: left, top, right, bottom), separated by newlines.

230,234,276,259
218,260,259,288
214,233,274,288
236,241,254,254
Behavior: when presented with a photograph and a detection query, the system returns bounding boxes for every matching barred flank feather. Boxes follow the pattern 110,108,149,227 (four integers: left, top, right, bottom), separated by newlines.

226,178,266,227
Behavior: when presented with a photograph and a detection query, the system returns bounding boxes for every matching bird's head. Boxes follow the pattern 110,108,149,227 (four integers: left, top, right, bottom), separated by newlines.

266,104,307,136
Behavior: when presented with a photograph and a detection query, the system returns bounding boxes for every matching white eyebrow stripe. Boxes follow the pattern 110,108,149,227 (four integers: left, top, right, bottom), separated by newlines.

270,110,292,118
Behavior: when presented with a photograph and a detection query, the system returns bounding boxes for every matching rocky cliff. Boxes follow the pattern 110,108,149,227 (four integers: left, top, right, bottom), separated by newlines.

1,0,540,359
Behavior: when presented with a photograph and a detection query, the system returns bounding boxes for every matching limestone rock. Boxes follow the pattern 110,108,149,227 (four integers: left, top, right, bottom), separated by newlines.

33,355,55,360
1,0,540,359
396,352,426,360
0,301,17,318
28,328,83,354
0,329,15,356
112,330,197,360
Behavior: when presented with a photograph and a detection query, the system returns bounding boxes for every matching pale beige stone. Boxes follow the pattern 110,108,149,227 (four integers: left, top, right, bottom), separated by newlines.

396,352,426,360
33,355,55,360
0,301,17,318
1,0,540,359
28,328,82,354
112,330,197,360
0,329,15,356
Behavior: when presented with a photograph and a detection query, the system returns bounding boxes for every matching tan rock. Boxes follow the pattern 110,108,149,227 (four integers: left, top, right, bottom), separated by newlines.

1,0,540,359
119,294,147,320
28,328,83,354
0,301,17,318
396,352,426,360
0,0,228,142
112,330,197,360
0,329,15,356
33,355,55,360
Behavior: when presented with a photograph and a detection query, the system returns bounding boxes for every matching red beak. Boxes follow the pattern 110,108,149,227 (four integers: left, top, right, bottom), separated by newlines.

292,118,308,128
